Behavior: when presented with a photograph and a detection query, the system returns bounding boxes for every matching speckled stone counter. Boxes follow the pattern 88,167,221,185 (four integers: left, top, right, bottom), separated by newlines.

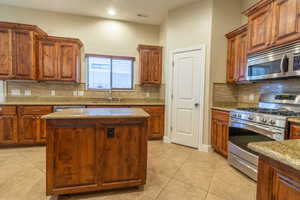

211,103,258,112
0,98,164,106
42,108,150,119
248,140,300,171
288,117,300,124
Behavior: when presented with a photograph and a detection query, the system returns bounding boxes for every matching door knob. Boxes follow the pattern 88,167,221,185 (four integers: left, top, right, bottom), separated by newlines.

195,103,199,107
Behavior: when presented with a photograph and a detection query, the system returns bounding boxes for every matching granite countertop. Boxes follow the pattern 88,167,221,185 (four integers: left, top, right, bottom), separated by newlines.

288,117,300,123
0,98,165,106
211,103,258,112
248,140,300,171
42,108,150,119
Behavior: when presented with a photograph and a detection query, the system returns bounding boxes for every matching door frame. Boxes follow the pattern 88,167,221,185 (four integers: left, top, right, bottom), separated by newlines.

165,45,206,150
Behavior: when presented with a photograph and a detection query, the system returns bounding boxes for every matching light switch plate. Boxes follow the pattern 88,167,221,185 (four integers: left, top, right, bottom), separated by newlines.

11,89,20,96
24,90,31,96
50,90,56,96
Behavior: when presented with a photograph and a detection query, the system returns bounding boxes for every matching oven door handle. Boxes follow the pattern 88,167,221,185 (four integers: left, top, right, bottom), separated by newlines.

229,120,284,140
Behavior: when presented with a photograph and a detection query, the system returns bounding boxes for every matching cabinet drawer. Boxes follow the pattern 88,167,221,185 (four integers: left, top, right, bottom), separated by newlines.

290,123,300,139
0,106,17,115
19,106,53,115
212,109,229,121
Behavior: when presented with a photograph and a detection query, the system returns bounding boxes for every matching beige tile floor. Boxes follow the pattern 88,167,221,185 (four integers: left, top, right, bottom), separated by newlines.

0,141,256,200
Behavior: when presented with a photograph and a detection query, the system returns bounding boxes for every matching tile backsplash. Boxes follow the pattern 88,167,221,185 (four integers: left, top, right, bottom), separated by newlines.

213,79,300,105
5,81,165,100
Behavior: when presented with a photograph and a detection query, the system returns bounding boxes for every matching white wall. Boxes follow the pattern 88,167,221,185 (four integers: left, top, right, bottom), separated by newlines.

0,4,160,84
241,0,260,24
162,0,214,146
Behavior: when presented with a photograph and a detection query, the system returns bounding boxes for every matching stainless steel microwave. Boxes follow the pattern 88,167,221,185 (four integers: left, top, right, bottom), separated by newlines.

246,42,300,81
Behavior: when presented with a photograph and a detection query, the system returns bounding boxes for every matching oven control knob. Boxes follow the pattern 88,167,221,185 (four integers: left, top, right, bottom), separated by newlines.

238,114,242,118
248,116,254,120
269,120,275,125
232,113,237,118
261,118,267,123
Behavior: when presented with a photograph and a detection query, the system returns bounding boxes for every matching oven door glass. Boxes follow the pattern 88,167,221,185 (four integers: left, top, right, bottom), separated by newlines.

229,127,274,155
293,55,300,71
248,59,282,78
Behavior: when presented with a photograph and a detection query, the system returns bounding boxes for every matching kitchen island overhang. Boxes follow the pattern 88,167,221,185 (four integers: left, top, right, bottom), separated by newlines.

42,108,150,196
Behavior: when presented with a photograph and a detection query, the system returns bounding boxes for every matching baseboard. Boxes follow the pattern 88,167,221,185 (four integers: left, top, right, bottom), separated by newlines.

198,144,213,152
163,136,171,143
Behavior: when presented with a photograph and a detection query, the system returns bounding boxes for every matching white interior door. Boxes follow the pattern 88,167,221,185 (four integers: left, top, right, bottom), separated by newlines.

171,49,203,148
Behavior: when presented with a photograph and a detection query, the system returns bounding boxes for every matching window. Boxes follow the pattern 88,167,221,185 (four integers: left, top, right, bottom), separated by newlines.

86,54,134,90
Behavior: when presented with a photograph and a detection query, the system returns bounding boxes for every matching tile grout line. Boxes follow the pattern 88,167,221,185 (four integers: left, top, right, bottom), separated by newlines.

153,152,193,200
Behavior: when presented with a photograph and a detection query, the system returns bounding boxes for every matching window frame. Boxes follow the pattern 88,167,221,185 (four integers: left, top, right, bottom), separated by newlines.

85,54,135,90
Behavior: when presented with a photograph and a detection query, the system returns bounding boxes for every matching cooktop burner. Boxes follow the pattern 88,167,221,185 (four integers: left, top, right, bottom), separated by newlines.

236,107,300,117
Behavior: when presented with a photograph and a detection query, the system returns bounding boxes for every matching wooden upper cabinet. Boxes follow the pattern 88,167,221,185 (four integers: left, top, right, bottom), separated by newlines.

226,25,248,83
244,0,300,54
0,28,13,79
138,45,162,85
12,30,36,79
38,36,82,82
272,0,300,46
245,1,274,54
57,42,76,81
289,122,300,139
0,22,47,80
39,40,57,80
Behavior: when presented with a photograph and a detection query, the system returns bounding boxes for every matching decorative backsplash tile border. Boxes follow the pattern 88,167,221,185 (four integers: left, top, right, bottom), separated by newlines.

213,79,300,105
5,81,165,100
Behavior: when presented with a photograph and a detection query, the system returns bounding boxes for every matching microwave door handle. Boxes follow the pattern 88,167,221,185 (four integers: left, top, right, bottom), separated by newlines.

280,54,289,73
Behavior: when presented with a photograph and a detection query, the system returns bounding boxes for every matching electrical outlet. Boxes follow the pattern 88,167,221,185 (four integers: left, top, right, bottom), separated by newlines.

78,91,84,96
11,89,20,96
24,90,31,96
146,92,150,98
249,94,255,101
50,90,56,96
73,91,78,96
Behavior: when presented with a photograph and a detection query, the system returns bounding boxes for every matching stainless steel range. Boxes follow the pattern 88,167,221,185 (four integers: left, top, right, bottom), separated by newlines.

228,93,300,181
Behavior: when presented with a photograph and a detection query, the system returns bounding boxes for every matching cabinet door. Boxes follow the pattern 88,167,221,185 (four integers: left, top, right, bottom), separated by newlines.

149,49,162,84
12,30,35,80
140,49,151,84
36,116,49,143
39,40,58,80
99,121,147,189
0,28,13,79
57,43,76,81
227,37,238,83
47,123,99,193
237,31,248,82
273,0,300,46
0,115,18,144
219,120,229,157
248,3,273,54
272,170,300,200
290,123,300,139
143,106,164,139
18,115,38,144
211,119,219,151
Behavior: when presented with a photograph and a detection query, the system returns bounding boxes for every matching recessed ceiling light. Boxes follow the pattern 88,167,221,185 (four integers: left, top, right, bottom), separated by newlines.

108,8,116,16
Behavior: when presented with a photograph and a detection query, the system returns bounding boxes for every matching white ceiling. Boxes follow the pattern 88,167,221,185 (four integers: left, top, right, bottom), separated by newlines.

0,0,198,25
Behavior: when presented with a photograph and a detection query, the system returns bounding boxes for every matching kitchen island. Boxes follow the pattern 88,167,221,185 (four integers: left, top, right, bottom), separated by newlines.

42,108,150,196
248,140,300,200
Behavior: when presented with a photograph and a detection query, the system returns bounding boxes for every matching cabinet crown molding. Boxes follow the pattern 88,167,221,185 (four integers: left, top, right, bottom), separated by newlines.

226,24,248,39
242,0,274,16
0,21,47,36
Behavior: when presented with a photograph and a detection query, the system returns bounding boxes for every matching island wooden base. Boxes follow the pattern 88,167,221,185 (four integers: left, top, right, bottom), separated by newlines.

257,155,300,200
45,118,148,196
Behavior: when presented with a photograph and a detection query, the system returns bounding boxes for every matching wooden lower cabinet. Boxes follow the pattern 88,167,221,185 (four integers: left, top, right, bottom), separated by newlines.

289,122,300,139
87,105,165,140
0,106,18,144
46,118,148,195
18,106,53,144
257,155,300,200
211,109,229,157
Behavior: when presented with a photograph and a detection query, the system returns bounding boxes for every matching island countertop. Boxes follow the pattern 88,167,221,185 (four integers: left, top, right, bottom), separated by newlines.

248,139,300,171
42,108,150,119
